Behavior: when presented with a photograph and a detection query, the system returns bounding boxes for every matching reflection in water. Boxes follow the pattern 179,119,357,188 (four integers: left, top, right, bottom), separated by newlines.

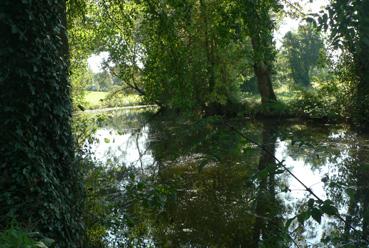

82,110,369,247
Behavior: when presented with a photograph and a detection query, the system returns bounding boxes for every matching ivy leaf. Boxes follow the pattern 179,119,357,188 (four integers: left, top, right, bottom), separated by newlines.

321,200,338,216
308,198,315,208
35,242,48,248
297,211,310,224
285,217,295,230
274,169,285,174
311,208,322,224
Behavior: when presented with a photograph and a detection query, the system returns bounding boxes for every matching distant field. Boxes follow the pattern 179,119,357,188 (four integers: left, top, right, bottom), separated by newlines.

84,91,109,108
83,91,143,109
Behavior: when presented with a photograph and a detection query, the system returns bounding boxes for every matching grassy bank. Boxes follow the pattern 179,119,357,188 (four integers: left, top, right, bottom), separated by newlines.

84,91,143,109
241,83,347,123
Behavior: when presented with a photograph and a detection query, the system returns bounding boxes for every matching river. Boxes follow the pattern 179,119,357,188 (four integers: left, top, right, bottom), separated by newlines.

78,109,369,247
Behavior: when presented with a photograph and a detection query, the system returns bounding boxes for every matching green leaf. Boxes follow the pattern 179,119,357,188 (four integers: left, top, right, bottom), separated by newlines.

308,198,315,208
297,211,310,224
274,169,285,174
311,208,322,224
285,217,295,229
321,200,338,216
35,241,48,248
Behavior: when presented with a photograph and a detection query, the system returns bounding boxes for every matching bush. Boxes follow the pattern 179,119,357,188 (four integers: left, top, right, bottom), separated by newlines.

0,227,54,248
290,80,349,121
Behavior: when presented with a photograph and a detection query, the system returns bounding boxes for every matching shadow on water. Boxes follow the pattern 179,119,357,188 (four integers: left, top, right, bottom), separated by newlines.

78,110,369,247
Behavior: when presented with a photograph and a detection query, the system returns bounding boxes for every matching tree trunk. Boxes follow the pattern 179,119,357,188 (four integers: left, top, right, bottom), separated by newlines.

200,0,216,95
248,15,277,104
0,0,83,246
354,0,369,128
254,61,277,104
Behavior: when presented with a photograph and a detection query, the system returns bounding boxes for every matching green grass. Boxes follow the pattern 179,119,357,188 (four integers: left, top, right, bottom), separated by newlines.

83,91,144,109
242,85,301,105
241,83,345,121
240,85,304,118
84,91,109,108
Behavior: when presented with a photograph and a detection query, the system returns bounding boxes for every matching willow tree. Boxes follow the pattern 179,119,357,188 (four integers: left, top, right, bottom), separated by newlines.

89,0,249,112
283,24,324,87
0,0,83,246
240,0,280,104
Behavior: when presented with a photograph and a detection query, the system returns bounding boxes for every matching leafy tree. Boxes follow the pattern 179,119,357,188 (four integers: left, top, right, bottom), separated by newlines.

240,0,281,104
0,0,83,246
93,70,114,91
67,0,96,109
322,0,369,127
70,60,94,108
86,0,250,112
283,24,324,87
76,0,285,110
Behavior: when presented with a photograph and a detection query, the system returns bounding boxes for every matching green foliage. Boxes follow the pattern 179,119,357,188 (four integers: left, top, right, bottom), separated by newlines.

241,0,281,67
290,81,347,121
82,91,143,109
67,0,98,110
320,0,369,128
70,61,93,109
282,24,325,87
239,0,281,103
0,1,84,246
250,101,292,118
101,93,143,109
92,71,114,92
78,0,277,111
286,199,339,231
0,227,54,248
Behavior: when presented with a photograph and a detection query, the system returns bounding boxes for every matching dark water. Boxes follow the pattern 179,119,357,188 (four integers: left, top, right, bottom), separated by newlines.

81,110,369,247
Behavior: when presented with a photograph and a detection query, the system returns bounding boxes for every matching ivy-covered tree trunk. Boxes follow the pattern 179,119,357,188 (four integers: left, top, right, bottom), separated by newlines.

354,0,369,128
0,0,83,246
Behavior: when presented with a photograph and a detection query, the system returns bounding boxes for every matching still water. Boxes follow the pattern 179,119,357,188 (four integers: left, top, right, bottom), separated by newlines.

81,109,369,247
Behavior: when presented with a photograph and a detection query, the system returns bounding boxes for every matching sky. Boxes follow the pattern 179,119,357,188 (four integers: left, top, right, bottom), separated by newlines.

88,0,329,73
87,52,110,73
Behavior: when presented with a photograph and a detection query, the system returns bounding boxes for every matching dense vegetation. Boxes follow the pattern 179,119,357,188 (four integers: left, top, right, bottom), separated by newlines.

1,0,369,247
64,0,369,125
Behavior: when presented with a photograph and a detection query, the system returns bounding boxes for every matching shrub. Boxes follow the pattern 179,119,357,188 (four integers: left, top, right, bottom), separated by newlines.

0,227,54,248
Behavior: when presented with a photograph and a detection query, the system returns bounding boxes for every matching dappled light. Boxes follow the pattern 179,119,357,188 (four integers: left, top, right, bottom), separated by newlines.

1,0,369,247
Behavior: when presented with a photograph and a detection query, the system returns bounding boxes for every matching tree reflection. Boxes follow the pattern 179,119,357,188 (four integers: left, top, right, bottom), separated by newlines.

324,134,369,246
251,121,288,247
81,110,369,247
119,117,292,247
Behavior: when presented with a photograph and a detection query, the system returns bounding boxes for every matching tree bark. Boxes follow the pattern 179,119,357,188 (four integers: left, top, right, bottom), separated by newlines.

253,61,277,104
248,7,277,105
200,0,216,95
0,0,83,246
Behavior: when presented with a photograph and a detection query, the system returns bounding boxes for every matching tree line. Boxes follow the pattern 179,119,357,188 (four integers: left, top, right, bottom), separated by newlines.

1,0,369,247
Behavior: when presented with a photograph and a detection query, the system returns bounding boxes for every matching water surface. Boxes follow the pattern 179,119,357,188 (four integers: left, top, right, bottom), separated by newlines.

82,110,369,247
